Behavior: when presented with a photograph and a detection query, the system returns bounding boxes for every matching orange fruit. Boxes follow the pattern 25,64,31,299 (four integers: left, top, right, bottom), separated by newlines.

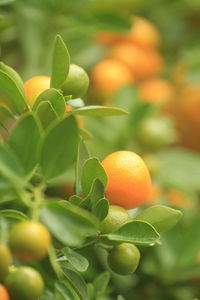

166,84,200,150
0,284,10,300
123,16,161,48
108,43,163,79
91,59,133,93
94,16,160,49
24,76,50,101
9,221,51,262
102,151,152,209
138,77,174,104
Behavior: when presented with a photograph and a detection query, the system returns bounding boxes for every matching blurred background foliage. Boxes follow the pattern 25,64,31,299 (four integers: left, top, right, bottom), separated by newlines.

1,0,200,299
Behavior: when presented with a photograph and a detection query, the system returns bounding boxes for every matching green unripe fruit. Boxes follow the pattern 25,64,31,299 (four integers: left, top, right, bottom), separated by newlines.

138,116,177,149
5,267,44,300
0,243,12,280
107,243,140,275
61,64,89,99
99,205,130,234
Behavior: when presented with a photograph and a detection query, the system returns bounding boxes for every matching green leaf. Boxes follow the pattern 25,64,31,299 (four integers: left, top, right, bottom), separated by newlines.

61,247,89,272
68,106,128,116
93,271,110,297
0,209,28,220
8,114,42,175
0,62,25,97
0,70,27,114
51,35,70,89
79,128,93,140
0,104,15,118
33,88,66,117
36,101,58,130
92,198,109,221
135,205,182,233
62,267,88,300
40,200,98,247
0,145,26,186
55,280,80,300
81,157,107,196
75,139,89,195
40,116,79,180
104,220,160,246
69,195,82,206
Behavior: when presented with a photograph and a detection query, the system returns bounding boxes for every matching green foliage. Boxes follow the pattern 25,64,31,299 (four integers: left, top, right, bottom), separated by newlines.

0,34,183,300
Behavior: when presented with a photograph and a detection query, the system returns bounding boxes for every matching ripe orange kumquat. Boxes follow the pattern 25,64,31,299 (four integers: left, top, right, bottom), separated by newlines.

24,75,50,100
108,43,163,79
0,284,10,300
91,59,133,93
102,151,152,209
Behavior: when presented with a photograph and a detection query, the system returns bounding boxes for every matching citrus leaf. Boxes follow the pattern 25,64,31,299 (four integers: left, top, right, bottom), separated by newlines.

81,157,107,196
92,198,109,221
68,106,128,116
0,70,27,114
61,247,89,272
8,114,42,175
93,271,110,297
135,205,182,233
51,35,70,89
75,139,89,195
62,267,88,300
36,101,58,129
33,88,66,117
0,62,25,97
104,220,160,246
40,116,79,180
40,200,98,247
55,280,80,300
0,209,28,220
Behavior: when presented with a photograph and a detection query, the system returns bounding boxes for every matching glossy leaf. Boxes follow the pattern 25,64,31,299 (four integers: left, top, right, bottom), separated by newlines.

0,145,26,186
0,104,15,118
135,205,182,233
0,70,26,114
81,157,107,196
68,106,128,116
40,116,79,180
104,220,160,246
61,247,89,272
0,62,25,97
93,271,110,297
92,198,109,221
36,101,58,129
55,281,80,300
0,209,28,220
66,98,85,108
62,267,88,300
8,114,42,175
40,200,98,247
75,139,89,195
51,35,70,89
33,88,66,117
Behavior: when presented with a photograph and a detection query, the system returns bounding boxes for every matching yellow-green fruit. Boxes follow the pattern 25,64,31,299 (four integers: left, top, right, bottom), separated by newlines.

5,267,44,300
0,244,12,281
99,205,130,234
61,64,89,98
107,243,140,275
9,221,51,262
